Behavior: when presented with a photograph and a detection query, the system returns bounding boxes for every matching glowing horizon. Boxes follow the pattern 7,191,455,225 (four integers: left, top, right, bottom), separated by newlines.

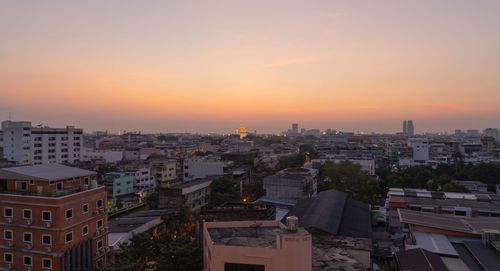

1,1,499,134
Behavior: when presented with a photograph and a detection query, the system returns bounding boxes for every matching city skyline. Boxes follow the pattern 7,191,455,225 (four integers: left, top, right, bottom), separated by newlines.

1,1,500,133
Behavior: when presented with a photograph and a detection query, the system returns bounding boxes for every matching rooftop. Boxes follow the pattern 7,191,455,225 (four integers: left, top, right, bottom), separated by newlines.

0,164,95,181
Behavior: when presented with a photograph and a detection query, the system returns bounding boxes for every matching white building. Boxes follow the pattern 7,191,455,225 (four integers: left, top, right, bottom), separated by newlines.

183,158,224,182
1,120,83,165
125,167,156,194
150,159,178,188
81,147,123,163
408,138,429,162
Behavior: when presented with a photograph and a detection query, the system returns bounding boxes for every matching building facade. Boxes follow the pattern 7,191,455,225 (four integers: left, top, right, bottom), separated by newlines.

0,164,108,271
1,121,83,166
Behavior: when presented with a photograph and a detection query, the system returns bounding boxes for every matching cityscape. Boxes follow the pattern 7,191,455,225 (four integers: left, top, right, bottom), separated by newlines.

2,1,500,271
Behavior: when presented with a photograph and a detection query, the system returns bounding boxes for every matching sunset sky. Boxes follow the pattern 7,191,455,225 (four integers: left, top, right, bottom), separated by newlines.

1,0,499,134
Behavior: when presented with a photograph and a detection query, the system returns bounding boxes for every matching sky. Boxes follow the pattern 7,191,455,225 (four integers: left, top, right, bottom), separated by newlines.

1,0,500,134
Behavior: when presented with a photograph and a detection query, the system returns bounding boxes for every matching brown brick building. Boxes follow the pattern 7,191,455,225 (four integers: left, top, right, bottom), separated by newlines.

0,164,108,271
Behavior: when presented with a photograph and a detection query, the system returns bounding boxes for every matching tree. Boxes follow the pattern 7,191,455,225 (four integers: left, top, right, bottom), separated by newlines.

158,237,202,271
277,154,305,170
208,178,240,207
442,182,470,193
319,160,378,204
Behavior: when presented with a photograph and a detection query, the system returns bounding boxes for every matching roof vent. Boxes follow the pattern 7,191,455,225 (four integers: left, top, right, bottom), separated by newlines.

286,216,298,232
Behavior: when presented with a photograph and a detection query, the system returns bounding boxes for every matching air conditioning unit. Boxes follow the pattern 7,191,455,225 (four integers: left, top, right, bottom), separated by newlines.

99,209,105,214
44,221,52,227
6,217,13,223
93,211,99,216
26,267,32,271
25,219,32,225
7,241,13,247
44,246,52,252
6,264,12,269
26,244,32,249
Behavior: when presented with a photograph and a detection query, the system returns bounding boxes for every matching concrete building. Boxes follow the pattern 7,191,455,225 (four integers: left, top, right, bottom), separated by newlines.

103,172,134,207
203,219,312,271
182,158,224,182
124,167,155,195
1,121,83,165
81,148,123,163
0,164,108,270
292,123,299,134
409,138,429,162
403,120,407,135
150,159,178,188
407,120,415,136
161,177,213,212
263,168,317,203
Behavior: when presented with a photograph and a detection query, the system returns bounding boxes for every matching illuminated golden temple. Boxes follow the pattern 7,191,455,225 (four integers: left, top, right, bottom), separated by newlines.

234,123,248,138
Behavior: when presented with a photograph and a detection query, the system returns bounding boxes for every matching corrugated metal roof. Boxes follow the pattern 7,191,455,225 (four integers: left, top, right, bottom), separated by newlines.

463,241,500,271
0,164,95,181
408,232,458,256
396,248,449,271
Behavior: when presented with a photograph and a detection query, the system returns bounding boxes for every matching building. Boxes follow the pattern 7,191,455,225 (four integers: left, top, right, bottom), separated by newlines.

451,180,488,193
1,121,83,165
149,159,178,188
160,177,213,212
182,158,224,182
292,123,299,134
103,172,135,207
125,167,155,195
203,219,312,271
263,168,317,203
408,138,429,162
81,148,123,163
403,120,407,135
407,120,415,136
0,164,108,270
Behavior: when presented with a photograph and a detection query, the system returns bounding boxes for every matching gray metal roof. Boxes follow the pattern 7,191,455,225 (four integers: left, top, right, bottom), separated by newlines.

395,248,450,271
108,210,165,233
282,189,372,238
463,241,500,271
0,164,95,181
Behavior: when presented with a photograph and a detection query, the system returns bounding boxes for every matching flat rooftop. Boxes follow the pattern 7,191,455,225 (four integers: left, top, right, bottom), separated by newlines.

208,226,282,248
0,164,95,181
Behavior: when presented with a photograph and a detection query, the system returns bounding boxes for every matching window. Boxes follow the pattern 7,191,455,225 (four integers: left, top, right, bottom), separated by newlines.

23,255,32,266
4,230,12,240
65,209,73,219
43,258,52,268
82,225,88,236
42,210,51,221
20,182,28,191
97,239,103,249
97,219,103,229
84,178,89,185
4,207,12,217
65,232,73,243
4,253,12,263
97,199,103,208
23,232,32,243
56,182,63,191
82,204,89,214
224,263,265,271
23,209,32,219
42,234,51,245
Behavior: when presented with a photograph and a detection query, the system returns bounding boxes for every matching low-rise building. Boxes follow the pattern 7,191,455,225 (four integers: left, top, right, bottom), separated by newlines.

0,164,108,270
263,168,317,203
103,172,135,207
160,177,213,212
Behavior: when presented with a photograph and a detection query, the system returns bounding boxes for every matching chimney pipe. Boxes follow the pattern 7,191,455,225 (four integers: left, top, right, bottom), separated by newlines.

286,216,298,232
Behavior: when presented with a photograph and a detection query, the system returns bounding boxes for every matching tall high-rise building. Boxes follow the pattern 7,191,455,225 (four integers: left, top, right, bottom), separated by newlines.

0,164,108,270
403,120,407,134
1,121,83,165
407,120,414,136
292,123,299,134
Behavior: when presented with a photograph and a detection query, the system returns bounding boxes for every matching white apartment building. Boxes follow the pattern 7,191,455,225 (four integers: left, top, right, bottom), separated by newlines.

1,120,83,165
81,147,123,163
150,159,178,188
125,167,156,194
408,138,429,162
182,158,224,182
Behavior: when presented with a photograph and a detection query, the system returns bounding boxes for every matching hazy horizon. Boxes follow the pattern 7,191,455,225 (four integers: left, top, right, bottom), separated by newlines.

1,1,500,134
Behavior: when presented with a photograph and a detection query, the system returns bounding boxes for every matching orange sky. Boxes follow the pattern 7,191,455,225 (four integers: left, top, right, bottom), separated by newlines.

1,1,499,133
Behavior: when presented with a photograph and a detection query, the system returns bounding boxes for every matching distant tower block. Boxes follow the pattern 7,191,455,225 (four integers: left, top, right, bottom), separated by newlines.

403,120,407,134
292,123,299,133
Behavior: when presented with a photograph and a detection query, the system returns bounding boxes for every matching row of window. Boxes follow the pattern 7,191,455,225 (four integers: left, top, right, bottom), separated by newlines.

3,220,104,243
3,253,51,268
3,199,103,220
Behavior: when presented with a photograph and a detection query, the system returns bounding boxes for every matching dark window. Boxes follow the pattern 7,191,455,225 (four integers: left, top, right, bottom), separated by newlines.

23,232,32,242
82,225,88,235
97,199,103,208
42,211,51,221
42,235,51,245
23,209,31,219
97,219,103,228
21,182,28,190
224,263,265,271
23,256,32,266
455,210,467,216
43,259,51,268
4,253,12,263
4,208,12,217
65,209,73,219
97,240,103,248
4,230,12,240
82,204,88,214
65,232,73,243
56,182,63,190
